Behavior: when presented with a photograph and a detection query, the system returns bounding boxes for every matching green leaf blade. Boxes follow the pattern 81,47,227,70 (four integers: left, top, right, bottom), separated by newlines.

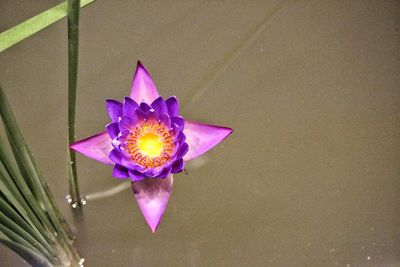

0,231,53,267
0,0,96,53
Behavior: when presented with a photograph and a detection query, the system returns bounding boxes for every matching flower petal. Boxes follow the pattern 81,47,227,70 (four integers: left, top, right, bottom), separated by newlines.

130,61,160,104
113,164,129,178
123,97,139,118
176,131,186,144
171,116,184,129
159,114,171,128
132,109,146,123
109,149,124,164
175,142,189,159
119,116,134,131
151,97,168,114
121,157,145,172
165,96,179,116
132,175,173,233
154,166,172,178
129,169,146,182
171,158,184,173
146,110,159,122
106,99,123,123
106,123,119,139
139,102,152,113
183,121,233,161
70,131,114,165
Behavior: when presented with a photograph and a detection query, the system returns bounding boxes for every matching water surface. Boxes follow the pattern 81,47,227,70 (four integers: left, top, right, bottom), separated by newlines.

0,1,399,266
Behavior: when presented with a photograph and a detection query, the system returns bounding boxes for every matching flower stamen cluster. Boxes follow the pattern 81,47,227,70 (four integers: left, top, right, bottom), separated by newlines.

127,121,173,169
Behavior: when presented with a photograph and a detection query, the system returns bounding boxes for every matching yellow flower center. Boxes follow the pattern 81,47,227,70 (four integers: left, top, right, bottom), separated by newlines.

126,121,173,169
137,133,163,157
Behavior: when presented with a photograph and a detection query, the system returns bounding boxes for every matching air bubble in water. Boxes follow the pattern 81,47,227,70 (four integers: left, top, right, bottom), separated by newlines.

65,194,72,203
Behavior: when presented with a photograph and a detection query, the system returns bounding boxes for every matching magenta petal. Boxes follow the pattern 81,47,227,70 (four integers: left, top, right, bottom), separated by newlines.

151,97,168,114
159,114,171,128
147,110,159,122
106,123,119,139
119,116,135,131
165,96,179,116
113,164,129,178
106,99,123,122
123,97,138,117
130,61,160,104
132,175,173,233
70,131,114,165
183,120,233,161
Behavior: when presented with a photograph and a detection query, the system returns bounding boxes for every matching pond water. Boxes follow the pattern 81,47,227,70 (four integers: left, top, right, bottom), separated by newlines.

0,0,399,266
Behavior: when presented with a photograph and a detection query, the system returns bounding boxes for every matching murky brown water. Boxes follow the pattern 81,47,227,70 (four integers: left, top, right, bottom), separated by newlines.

1,1,400,266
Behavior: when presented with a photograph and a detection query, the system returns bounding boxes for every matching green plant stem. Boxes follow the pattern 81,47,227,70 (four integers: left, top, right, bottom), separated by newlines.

0,232,53,267
0,223,56,265
0,193,54,259
0,208,55,263
67,0,81,208
0,0,96,53
0,86,81,264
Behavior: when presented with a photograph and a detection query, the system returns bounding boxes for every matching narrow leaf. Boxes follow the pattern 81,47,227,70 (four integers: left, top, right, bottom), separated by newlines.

0,209,53,262
0,87,57,232
0,224,53,264
0,86,75,254
0,0,96,53
0,196,54,259
0,231,53,267
67,0,82,207
0,137,59,245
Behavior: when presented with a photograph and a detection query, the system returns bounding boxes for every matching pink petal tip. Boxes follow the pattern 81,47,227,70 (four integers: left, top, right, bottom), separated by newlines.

130,61,160,104
132,175,173,233
70,131,114,165
183,120,233,161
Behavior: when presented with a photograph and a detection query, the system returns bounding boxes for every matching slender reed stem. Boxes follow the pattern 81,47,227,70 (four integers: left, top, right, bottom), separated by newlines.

0,86,82,264
67,0,82,208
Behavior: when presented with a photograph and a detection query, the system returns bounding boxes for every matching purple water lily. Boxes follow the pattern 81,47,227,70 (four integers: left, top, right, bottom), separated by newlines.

70,61,232,232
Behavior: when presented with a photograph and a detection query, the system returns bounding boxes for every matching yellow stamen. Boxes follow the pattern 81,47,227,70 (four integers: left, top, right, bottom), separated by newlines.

137,133,163,157
126,121,173,169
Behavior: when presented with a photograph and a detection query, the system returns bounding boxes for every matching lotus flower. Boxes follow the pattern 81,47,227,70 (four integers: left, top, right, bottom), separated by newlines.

70,61,232,232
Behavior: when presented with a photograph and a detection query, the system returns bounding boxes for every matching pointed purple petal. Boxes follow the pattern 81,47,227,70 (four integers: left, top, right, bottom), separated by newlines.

171,158,184,173
132,109,146,123
171,116,184,129
155,166,172,179
139,102,152,113
70,131,114,165
151,97,168,114
183,121,233,161
113,164,129,178
119,116,134,131
132,175,173,233
165,96,179,116
175,143,189,159
121,157,145,171
106,100,123,122
109,149,124,164
106,123,119,139
159,114,171,128
129,169,146,182
169,124,180,138
130,61,160,104
147,110,159,122
123,97,139,118
176,131,186,144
